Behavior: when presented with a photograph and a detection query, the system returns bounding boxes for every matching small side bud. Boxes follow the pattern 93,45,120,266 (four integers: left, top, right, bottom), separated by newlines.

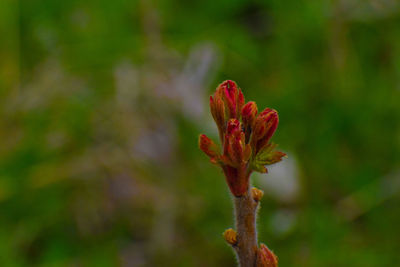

223,228,237,246
256,243,278,267
251,187,264,202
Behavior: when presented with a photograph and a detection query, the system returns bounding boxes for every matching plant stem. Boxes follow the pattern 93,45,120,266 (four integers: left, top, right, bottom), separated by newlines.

234,187,258,267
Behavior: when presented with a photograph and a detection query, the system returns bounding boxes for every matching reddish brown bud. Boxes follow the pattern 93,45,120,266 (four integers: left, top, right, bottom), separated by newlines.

253,108,274,138
222,80,237,116
216,80,244,119
242,101,258,143
231,130,245,165
226,119,241,135
242,101,258,128
210,95,226,135
256,244,278,267
252,109,279,153
199,134,219,159
224,119,245,166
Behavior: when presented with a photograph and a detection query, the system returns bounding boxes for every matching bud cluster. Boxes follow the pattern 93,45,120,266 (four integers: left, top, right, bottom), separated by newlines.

199,80,286,196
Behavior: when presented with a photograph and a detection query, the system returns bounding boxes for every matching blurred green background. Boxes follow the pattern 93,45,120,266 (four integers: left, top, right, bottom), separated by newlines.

1,0,400,266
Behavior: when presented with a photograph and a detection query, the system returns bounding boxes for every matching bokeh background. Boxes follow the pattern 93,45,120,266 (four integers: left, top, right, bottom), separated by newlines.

1,0,400,266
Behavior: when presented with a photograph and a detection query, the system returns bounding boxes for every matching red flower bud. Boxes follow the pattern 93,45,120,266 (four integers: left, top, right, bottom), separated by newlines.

199,134,219,160
224,119,245,165
226,118,240,135
221,119,249,196
242,101,258,127
252,108,278,153
231,130,245,165
210,95,226,134
256,244,278,267
216,80,245,119
241,101,258,142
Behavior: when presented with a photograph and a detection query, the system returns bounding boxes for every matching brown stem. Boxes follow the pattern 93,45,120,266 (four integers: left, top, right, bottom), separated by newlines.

233,187,258,267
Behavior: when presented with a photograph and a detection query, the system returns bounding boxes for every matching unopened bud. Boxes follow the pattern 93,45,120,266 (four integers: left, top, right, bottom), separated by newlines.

224,119,245,166
210,95,226,133
226,119,240,135
256,243,278,267
252,109,278,153
199,134,219,159
242,101,258,129
223,228,237,246
251,187,264,202
217,80,245,119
